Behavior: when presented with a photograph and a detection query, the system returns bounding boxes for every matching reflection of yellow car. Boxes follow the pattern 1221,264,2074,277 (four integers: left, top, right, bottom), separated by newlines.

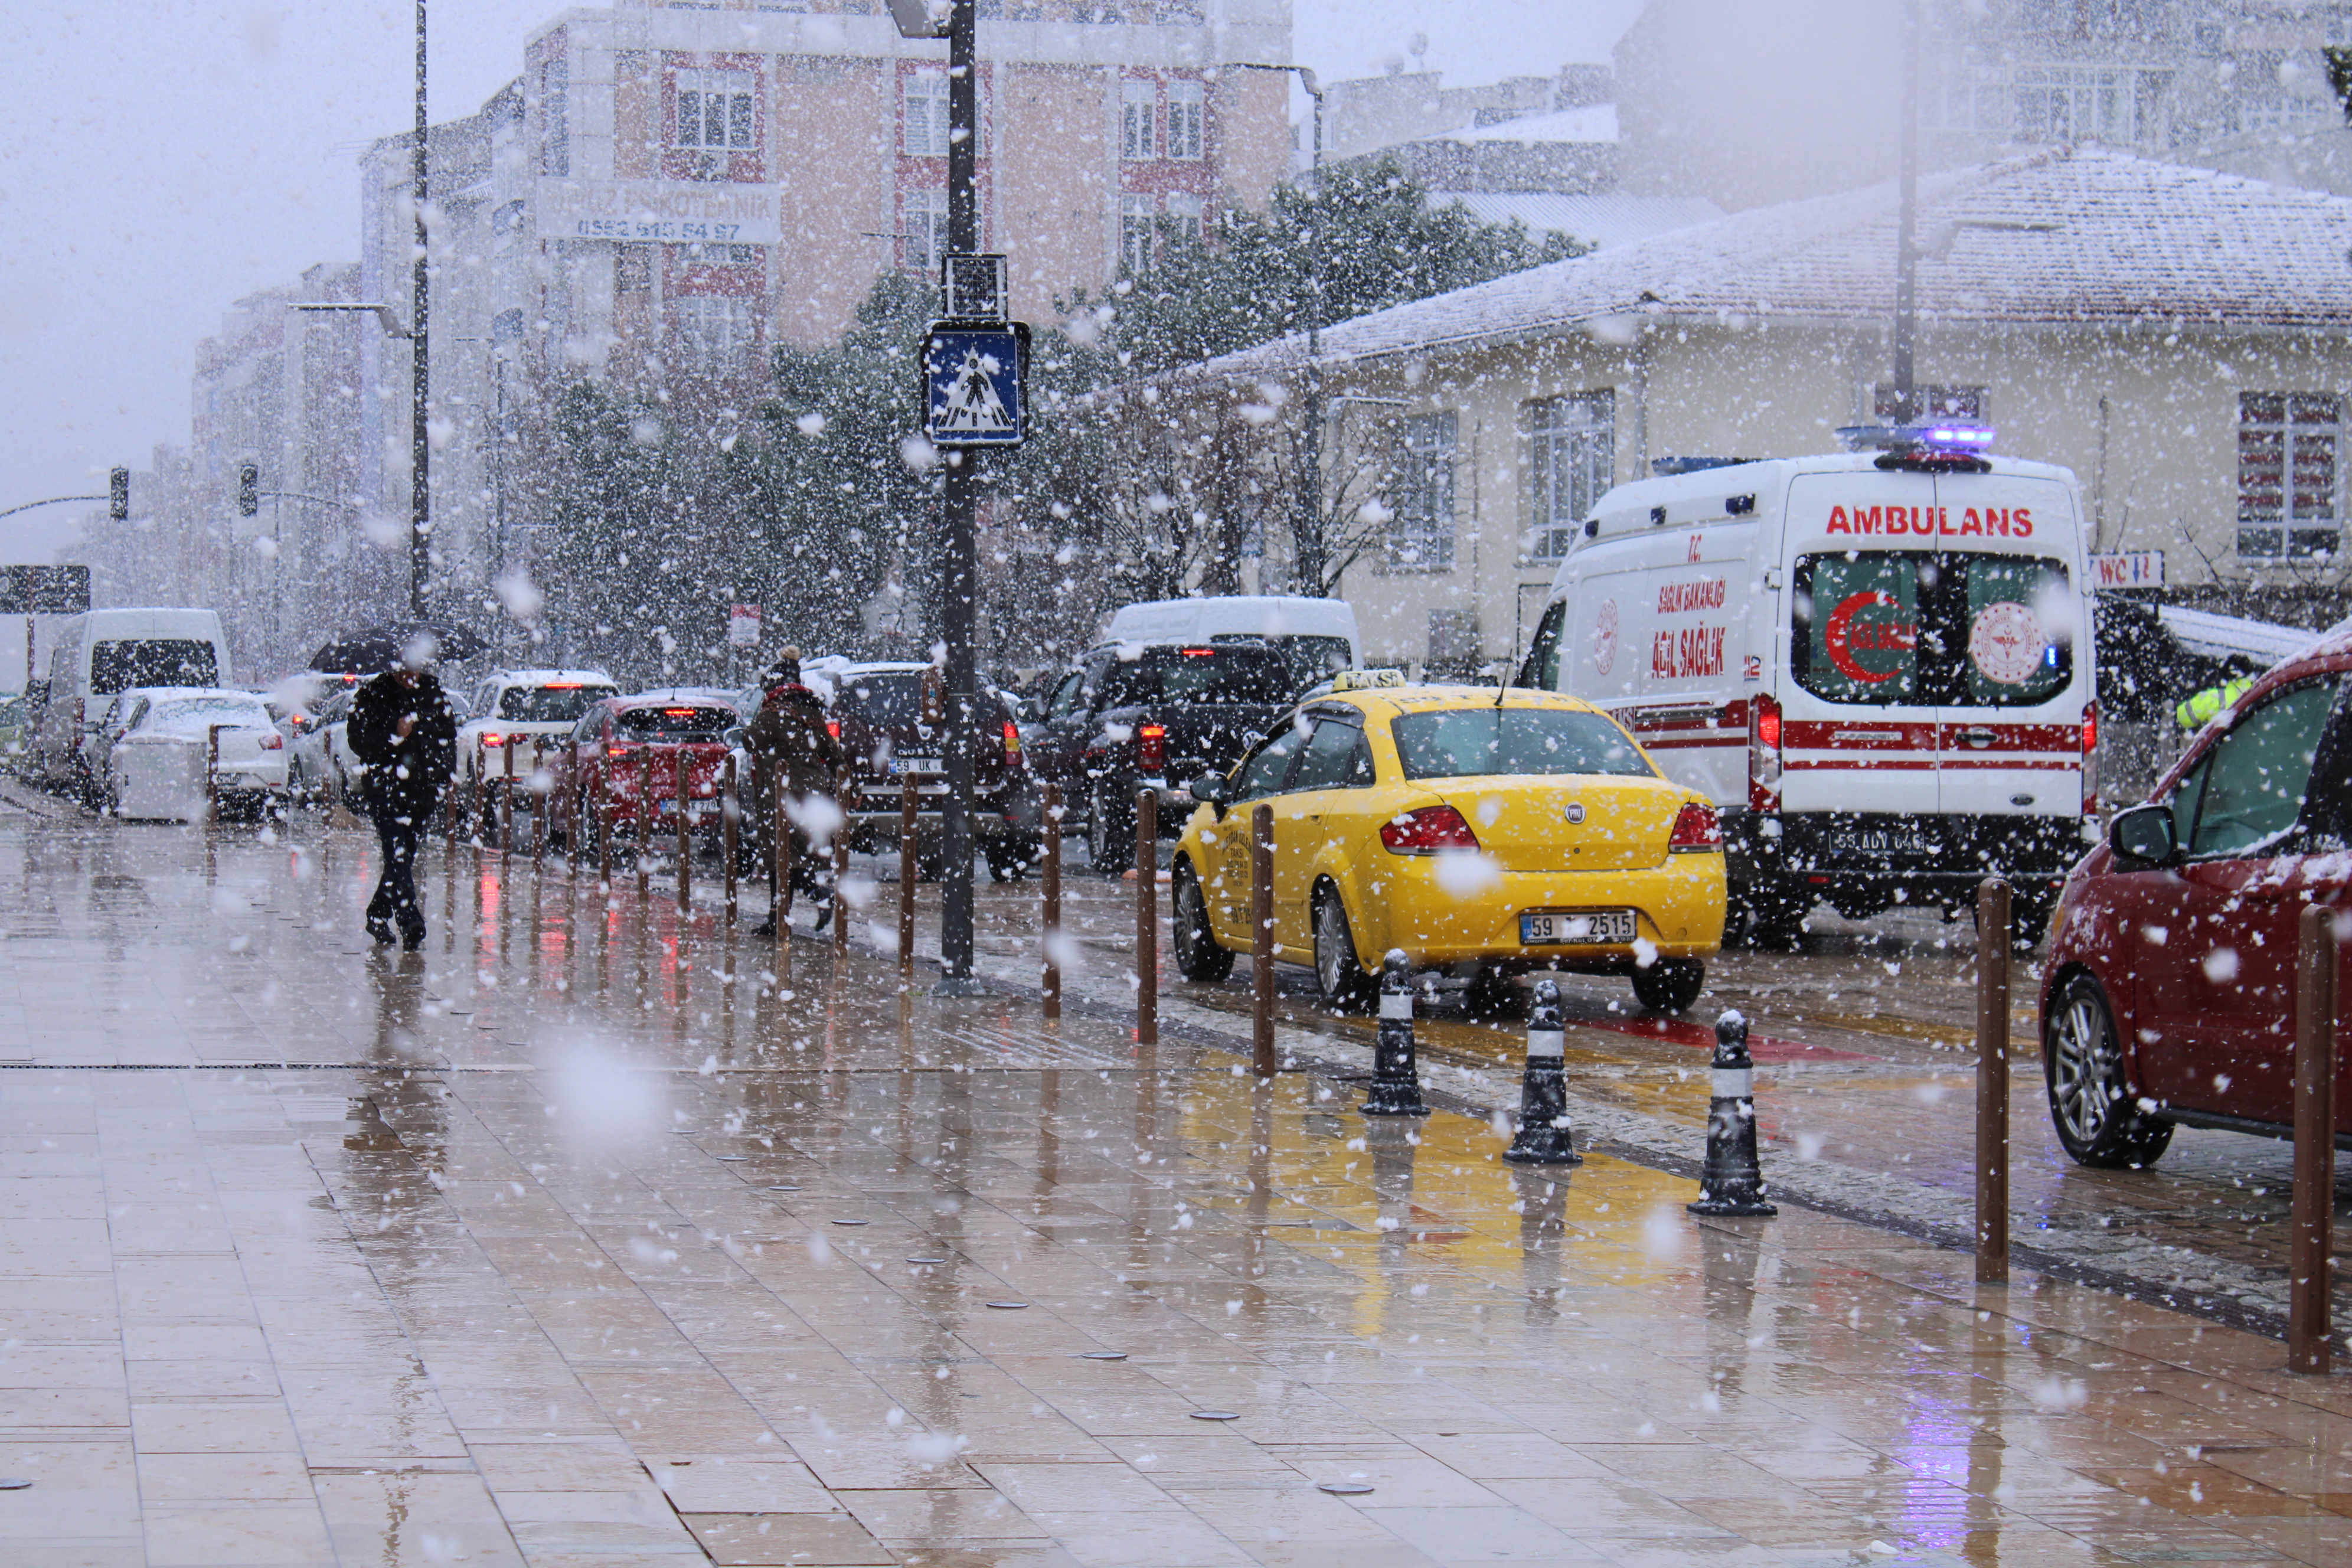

1172,685,1726,1013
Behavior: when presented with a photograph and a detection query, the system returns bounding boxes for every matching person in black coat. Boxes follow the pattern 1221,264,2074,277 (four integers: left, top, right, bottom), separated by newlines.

347,645,458,948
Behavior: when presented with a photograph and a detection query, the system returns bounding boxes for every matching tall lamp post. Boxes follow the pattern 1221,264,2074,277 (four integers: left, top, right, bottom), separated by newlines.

410,0,432,619
1230,63,1325,592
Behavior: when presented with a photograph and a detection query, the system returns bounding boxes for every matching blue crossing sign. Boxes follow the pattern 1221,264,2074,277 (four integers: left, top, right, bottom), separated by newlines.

923,322,1029,447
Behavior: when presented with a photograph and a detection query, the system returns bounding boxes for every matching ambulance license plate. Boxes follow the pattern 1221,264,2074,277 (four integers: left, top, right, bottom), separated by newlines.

1825,824,1936,857
1521,909,1635,946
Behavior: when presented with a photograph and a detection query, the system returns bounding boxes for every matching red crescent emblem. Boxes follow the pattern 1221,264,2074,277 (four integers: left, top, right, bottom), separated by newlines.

1825,590,1901,683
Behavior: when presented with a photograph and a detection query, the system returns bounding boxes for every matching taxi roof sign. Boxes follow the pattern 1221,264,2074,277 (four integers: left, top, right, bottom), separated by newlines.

1329,667,1407,692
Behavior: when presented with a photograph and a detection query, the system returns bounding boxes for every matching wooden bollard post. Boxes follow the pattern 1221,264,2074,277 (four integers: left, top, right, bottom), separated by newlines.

722,754,739,927
205,724,223,825
1975,877,2011,1286
1041,782,1061,1020
471,736,485,847
530,741,546,861
596,763,612,890
1252,802,1275,1077
675,750,692,912
2289,903,2337,1375
832,821,850,955
636,747,653,900
500,737,516,860
773,772,792,950
446,745,461,854
898,776,917,981
1136,785,1158,1046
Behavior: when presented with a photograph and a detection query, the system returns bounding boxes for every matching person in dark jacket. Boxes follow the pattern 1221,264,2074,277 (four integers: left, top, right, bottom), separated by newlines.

747,648,847,935
347,640,458,948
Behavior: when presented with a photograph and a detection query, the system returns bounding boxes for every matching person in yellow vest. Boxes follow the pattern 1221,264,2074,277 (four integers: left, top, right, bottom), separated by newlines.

2175,674,2258,731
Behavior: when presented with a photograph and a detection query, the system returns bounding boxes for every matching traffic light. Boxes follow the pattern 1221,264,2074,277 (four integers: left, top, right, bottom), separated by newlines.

108,467,128,522
237,462,259,518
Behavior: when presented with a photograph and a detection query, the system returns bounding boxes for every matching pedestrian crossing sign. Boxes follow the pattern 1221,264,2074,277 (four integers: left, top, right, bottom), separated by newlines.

923,322,1028,447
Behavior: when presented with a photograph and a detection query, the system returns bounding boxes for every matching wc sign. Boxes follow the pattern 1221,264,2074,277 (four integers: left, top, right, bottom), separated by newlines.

2089,551,2164,590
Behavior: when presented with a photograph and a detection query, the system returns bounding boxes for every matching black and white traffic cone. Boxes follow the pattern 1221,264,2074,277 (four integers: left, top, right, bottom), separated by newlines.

1362,949,1428,1117
1687,1009,1777,1217
1505,979,1580,1164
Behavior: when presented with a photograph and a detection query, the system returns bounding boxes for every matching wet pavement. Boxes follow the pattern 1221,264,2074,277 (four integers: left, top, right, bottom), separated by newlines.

1,795,2349,1566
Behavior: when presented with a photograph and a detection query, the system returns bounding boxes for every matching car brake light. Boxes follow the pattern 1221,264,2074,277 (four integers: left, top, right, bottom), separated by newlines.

1180,646,1216,656
606,744,629,757
482,732,505,747
1668,801,1721,852
1380,805,1480,854
545,682,582,689
827,719,841,740
1002,720,1022,762
1748,692,1782,813
258,732,285,751
662,707,697,717
1138,723,1166,774
2082,701,2099,816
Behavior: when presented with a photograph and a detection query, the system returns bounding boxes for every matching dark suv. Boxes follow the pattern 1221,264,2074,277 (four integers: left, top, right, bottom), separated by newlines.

1026,641,1299,870
829,662,1041,879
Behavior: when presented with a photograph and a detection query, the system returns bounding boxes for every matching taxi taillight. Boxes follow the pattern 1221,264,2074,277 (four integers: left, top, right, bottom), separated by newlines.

1380,805,1479,855
1668,801,1721,852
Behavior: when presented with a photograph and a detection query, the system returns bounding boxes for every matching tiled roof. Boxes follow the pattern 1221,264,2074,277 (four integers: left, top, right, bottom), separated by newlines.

1444,192,1723,251
1208,148,2352,376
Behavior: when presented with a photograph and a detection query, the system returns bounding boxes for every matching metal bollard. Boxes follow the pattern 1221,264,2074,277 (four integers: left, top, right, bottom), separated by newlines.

1975,877,2011,1283
1041,782,1061,1018
676,751,692,912
2289,903,2337,1375
1505,978,1581,1164
1363,950,1429,1116
1252,803,1276,1077
898,776,917,981
1688,1010,1778,1216
637,747,653,900
1136,785,1158,1046
722,754,739,927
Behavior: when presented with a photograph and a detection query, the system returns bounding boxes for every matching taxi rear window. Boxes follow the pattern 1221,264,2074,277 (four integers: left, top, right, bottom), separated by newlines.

1391,708,1652,780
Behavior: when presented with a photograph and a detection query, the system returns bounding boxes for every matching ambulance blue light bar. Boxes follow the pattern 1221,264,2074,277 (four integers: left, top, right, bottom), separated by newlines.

1835,422,1997,453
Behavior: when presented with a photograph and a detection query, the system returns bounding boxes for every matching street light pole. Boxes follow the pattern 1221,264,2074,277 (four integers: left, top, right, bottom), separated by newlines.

938,0,981,986
1891,0,1920,424
410,0,432,619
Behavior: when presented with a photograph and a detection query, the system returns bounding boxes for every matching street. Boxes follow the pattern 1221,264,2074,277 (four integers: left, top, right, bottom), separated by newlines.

1,793,2346,1566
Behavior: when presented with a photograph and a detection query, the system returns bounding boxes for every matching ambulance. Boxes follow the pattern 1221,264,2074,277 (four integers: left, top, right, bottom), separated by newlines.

1518,429,2098,942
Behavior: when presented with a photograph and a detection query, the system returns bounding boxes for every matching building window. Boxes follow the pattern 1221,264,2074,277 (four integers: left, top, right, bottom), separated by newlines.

2014,65,2137,142
900,190,948,275
540,57,570,176
674,294,758,371
1922,63,2007,134
2236,90,2330,133
903,69,950,158
683,242,762,268
1873,384,1986,421
676,68,755,151
1118,194,1157,275
1122,79,1157,160
2239,393,2340,561
1528,392,1613,561
1390,412,1458,571
1162,192,1204,249
1166,80,1204,159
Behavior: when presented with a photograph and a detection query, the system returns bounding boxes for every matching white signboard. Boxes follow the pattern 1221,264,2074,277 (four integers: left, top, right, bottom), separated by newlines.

2089,551,2164,590
727,605,762,648
534,180,780,247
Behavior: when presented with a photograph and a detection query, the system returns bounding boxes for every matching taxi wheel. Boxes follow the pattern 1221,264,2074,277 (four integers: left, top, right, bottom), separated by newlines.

2044,973,2173,1169
1171,860,1235,982
1631,958,1704,1014
1312,886,1373,1012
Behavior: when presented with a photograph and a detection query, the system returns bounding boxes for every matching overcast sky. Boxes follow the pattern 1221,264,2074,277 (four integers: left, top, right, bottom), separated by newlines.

0,0,1637,664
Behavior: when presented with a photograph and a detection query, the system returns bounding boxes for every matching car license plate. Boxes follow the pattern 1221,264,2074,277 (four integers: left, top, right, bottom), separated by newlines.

1521,909,1635,945
1825,824,1936,857
690,800,718,816
891,754,943,773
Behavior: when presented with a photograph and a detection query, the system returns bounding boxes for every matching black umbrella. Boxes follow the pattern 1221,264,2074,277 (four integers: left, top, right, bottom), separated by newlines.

308,622,489,675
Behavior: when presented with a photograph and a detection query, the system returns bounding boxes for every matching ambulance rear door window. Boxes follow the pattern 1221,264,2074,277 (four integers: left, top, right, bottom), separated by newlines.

1791,552,1923,705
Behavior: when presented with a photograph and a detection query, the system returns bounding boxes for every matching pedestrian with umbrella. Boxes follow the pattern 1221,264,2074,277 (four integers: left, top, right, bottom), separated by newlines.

346,634,458,949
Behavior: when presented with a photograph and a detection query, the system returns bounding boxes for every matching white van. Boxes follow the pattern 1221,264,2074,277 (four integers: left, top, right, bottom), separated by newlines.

1521,445,2096,940
1101,595,1360,683
30,609,232,795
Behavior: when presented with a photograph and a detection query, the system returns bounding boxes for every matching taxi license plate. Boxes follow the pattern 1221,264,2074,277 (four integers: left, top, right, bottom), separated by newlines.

1521,909,1635,946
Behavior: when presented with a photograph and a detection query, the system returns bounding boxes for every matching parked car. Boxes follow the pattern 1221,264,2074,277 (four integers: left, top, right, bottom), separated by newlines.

1027,638,1302,871
2039,624,2352,1168
0,692,25,767
1172,682,1727,1012
99,687,286,821
454,669,620,826
27,607,232,798
825,661,1040,880
1098,596,1360,690
548,694,739,855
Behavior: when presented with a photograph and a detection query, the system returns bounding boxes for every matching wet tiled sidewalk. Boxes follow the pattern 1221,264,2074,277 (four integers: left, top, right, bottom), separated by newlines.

0,811,2348,1566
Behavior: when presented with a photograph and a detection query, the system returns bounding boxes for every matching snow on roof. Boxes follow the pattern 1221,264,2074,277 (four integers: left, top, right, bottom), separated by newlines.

1204,148,2352,377
2158,605,2333,665
1446,193,1724,251
1443,103,1618,145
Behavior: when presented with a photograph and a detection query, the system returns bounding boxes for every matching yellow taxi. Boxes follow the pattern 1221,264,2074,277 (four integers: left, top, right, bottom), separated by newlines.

1171,682,1726,1012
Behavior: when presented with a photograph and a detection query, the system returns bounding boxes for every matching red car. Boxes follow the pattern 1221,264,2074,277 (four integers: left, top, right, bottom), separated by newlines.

551,694,740,854
2040,626,2351,1167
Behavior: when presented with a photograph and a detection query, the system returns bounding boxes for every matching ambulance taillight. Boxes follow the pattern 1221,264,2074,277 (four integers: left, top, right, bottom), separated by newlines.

1748,692,1782,814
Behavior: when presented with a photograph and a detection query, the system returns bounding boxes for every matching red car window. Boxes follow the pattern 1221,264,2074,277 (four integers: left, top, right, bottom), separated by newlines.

2174,678,2340,858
